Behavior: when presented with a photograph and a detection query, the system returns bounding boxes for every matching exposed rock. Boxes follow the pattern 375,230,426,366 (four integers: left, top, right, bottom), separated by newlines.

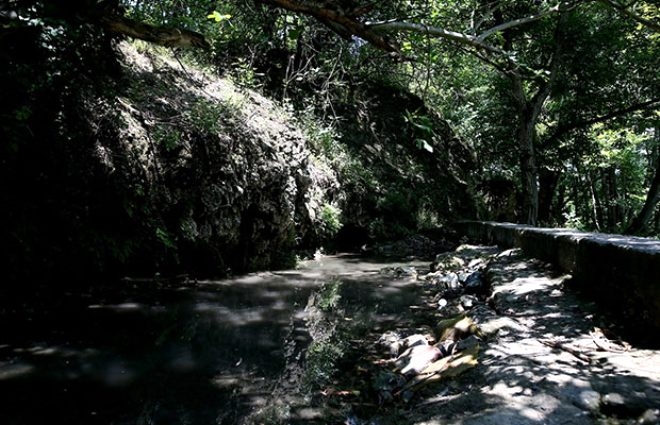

375,235,442,259
455,335,482,352
463,271,487,295
396,344,443,376
379,266,418,280
110,43,341,275
378,331,404,358
639,409,660,424
571,389,601,412
460,294,478,309
377,331,435,358
431,254,466,272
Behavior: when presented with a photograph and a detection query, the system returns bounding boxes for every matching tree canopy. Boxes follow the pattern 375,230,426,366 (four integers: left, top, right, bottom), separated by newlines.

2,0,659,233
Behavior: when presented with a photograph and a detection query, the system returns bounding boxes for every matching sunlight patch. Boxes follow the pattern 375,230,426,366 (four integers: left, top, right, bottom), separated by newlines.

0,362,34,380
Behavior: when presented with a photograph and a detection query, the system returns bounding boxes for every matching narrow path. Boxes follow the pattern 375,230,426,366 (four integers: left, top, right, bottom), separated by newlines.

393,248,660,425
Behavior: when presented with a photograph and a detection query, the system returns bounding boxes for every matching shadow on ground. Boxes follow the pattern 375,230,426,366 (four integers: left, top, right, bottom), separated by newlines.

2,250,658,424
391,249,660,425
0,254,431,424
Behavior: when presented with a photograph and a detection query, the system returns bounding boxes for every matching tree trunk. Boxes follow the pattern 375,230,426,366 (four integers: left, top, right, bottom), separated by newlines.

555,178,567,224
573,173,581,222
512,76,547,226
586,170,602,231
509,12,569,226
625,171,660,234
625,128,660,234
538,167,560,225
519,123,539,226
605,167,620,230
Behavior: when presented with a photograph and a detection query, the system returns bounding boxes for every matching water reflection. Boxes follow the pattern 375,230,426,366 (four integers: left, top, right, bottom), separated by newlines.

0,255,428,424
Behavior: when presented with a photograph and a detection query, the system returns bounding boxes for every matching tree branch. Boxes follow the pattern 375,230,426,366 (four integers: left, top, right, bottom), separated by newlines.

476,2,576,42
367,21,505,55
258,0,577,72
529,12,570,116
257,0,398,51
595,0,660,32
259,0,558,58
459,46,518,76
543,97,660,148
101,15,210,49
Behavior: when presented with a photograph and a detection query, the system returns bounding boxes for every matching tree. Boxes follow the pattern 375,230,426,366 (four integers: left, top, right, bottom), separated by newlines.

3,0,658,229
625,126,660,234
254,0,659,226
1,0,210,49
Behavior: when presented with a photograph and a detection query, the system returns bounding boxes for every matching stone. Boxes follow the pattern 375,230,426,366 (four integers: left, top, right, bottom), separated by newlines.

378,331,403,357
600,391,651,418
403,334,431,348
458,272,471,283
439,273,461,290
573,390,601,412
455,335,481,352
638,409,660,424
432,254,466,272
397,344,443,376
467,258,485,269
463,271,487,295
460,294,478,309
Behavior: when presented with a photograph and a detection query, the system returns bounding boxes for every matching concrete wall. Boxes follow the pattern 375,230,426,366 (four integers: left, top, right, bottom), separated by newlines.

456,221,660,345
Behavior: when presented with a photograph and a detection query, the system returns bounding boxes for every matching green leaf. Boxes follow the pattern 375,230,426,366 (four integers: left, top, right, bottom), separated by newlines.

412,121,433,133
287,27,303,41
415,139,434,153
207,11,231,22
156,227,176,249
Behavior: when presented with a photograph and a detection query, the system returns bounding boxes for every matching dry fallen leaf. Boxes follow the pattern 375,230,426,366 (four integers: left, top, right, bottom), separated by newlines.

400,344,479,392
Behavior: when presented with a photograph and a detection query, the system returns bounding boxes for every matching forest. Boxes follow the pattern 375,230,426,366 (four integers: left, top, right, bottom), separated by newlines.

2,2,660,424
1,0,659,280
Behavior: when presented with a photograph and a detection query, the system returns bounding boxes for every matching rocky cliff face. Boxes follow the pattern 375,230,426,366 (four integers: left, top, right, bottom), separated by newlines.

107,43,340,276
1,39,475,285
1,41,339,282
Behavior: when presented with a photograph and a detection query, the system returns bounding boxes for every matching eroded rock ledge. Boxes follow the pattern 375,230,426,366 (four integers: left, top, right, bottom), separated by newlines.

457,221,660,346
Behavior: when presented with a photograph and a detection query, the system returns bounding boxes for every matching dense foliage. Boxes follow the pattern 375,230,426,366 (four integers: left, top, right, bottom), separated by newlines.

165,0,659,232
1,0,659,284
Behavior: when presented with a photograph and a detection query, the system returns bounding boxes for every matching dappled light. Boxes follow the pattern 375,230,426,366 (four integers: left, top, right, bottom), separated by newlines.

0,362,34,381
0,254,438,424
390,248,660,425
2,1,659,424
1,242,659,424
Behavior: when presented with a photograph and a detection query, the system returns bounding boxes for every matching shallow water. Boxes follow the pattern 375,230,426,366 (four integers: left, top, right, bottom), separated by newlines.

0,254,429,424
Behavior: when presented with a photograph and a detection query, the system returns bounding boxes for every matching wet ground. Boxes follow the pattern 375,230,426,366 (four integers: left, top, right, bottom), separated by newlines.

0,254,430,424
1,248,659,424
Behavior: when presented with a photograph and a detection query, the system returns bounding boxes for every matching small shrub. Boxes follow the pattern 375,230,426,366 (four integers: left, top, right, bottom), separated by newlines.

303,339,345,390
318,203,343,240
317,278,342,311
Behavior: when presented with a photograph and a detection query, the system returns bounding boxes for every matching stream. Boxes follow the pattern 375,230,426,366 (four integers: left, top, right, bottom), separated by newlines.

6,247,659,425
0,254,431,424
